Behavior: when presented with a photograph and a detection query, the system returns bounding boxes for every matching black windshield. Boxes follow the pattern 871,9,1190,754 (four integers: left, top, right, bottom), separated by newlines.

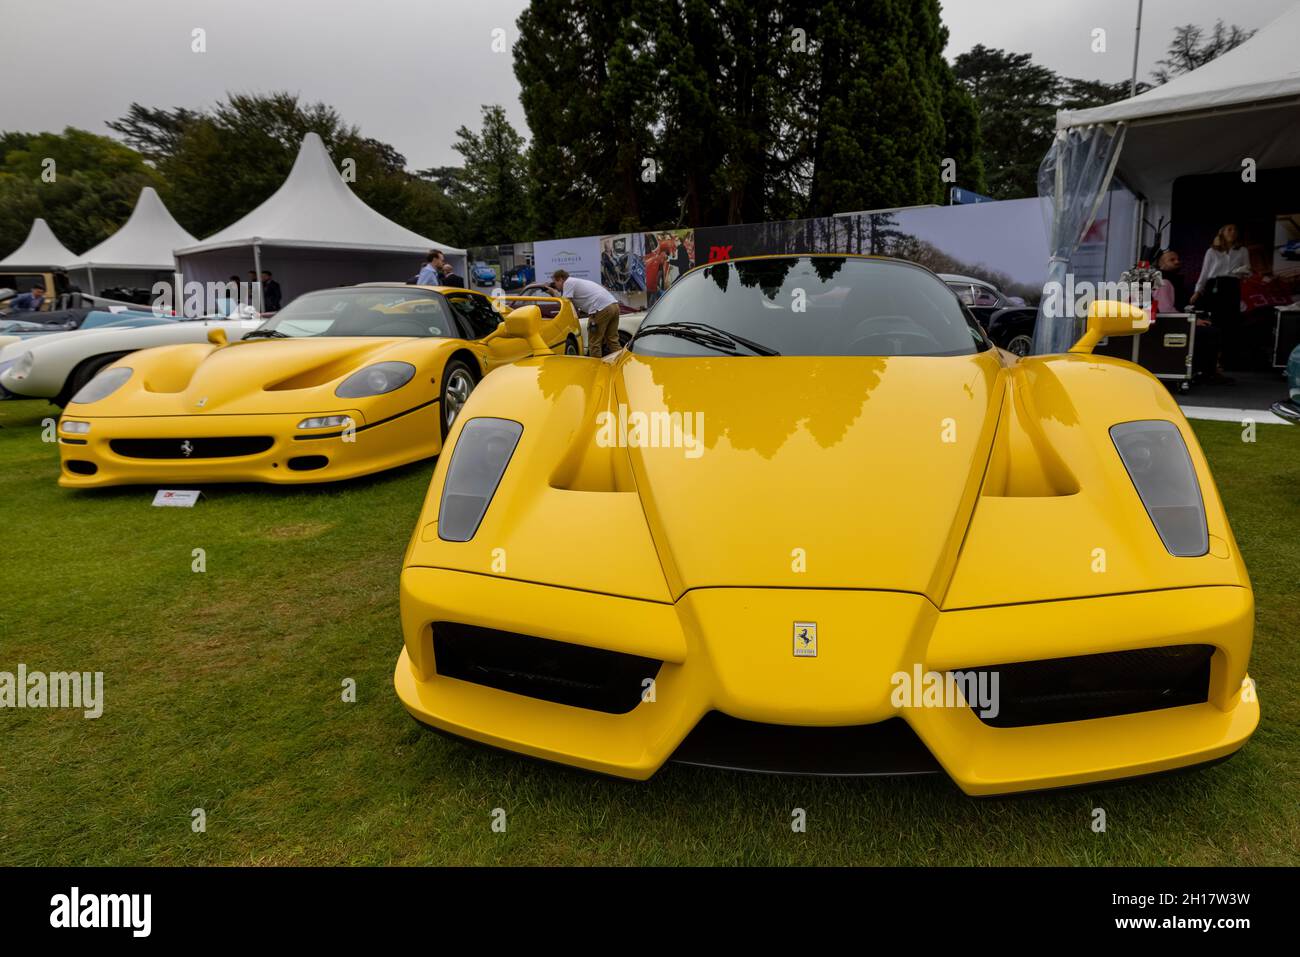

632,256,989,357
253,288,460,338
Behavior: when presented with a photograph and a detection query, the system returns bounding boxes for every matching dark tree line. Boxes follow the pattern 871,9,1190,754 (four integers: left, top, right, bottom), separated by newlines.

514,0,984,239
0,12,1261,256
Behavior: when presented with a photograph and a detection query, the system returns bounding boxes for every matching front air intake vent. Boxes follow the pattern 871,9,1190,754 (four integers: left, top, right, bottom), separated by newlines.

951,644,1214,728
432,622,661,714
110,437,273,459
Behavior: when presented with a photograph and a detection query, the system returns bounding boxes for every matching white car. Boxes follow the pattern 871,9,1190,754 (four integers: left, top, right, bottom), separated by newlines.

0,314,262,405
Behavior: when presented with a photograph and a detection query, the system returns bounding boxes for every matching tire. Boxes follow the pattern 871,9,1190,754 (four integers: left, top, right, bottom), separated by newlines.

1005,334,1033,358
57,352,129,407
564,335,580,355
439,359,477,440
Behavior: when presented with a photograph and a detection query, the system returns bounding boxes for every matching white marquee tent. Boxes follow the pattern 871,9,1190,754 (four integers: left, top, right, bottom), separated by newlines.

67,187,197,296
0,218,78,272
175,132,465,308
1034,4,1300,352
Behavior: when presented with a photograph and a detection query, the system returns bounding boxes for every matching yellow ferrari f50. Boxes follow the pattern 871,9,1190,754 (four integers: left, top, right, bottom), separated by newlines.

394,255,1258,795
56,284,580,486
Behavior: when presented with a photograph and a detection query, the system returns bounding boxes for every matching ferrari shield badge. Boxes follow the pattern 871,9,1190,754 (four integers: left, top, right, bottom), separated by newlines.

793,621,817,657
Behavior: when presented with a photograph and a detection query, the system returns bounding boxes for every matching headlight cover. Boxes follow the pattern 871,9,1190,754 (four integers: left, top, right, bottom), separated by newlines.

438,417,523,542
297,415,353,430
70,366,133,405
11,351,35,380
335,361,415,398
1110,420,1208,557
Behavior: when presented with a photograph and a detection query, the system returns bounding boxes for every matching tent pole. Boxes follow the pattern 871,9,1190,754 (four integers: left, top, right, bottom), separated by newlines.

1130,0,1144,96
87,264,96,297
253,243,263,312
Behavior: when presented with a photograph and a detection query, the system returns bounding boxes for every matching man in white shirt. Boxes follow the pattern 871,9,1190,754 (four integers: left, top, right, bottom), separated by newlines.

416,250,445,286
549,269,621,356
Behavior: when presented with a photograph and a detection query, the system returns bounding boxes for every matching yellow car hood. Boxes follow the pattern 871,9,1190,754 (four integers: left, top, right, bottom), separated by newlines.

73,336,459,418
616,353,1002,596
410,349,1248,609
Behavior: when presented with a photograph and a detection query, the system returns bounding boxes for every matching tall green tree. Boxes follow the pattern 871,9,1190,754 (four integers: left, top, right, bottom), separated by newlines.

452,105,531,245
107,92,467,245
807,0,973,214
1152,20,1255,84
0,128,160,255
952,44,1059,200
514,0,665,238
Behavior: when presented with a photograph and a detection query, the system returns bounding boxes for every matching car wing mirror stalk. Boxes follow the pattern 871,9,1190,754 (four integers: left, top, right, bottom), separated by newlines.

1070,300,1150,355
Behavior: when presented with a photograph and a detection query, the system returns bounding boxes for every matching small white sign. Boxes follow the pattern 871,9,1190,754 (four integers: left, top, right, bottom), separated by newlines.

152,489,203,507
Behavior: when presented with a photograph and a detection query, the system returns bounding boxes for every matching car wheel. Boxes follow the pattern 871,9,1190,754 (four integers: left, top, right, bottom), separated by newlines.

564,336,579,355
439,360,477,440
57,351,129,407
1005,334,1033,358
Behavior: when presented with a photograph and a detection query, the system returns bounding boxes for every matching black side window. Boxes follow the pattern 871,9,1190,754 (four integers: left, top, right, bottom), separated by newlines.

446,294,501,339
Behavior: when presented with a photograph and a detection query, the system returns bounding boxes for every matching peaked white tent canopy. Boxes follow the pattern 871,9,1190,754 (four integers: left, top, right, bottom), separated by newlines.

0,218,77,271
1034,5,1300,353
1055,3,1300,209
175,132,465,307
67,187,197,296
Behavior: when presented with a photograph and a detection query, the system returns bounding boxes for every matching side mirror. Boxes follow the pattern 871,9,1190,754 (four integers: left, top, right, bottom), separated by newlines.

497,305,552,355
207,327,228,346
1070,300,1151,354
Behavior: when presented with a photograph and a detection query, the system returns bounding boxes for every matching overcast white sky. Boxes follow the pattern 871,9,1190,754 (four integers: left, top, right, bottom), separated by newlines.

1,0,1294,169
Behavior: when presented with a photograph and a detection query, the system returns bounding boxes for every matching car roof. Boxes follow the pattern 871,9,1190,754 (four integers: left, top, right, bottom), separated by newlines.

937,273,997,288
350,282,486,294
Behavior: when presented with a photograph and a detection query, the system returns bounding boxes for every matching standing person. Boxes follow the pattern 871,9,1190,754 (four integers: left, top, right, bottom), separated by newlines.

416,250,445,285
550,269,620,357
1189,224,1249,383
438,260,465,288
10,283,45,312
223,275,242,315
673,235,691,284
260,270,283,312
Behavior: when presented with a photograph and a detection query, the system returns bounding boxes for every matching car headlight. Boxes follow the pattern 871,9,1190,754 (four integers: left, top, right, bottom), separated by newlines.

70,366,133,405
1110,420,1208,557
60,420,91,434
10,351,34,380
335,362,415,398
438,417,524,542
297,415,353,430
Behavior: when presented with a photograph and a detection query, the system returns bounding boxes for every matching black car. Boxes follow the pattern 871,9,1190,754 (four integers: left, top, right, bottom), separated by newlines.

940,273,1038,356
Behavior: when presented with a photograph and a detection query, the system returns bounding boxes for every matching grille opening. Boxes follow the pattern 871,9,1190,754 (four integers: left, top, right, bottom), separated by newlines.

287,455,329,471
952,644,1214,729
110,437,274,459
432,622,661,714
64,460,97,475
671,713,941,776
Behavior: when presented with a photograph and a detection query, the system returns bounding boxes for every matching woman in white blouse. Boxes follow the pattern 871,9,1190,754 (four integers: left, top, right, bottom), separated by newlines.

1188,223,1250,383
1189,224,1250,304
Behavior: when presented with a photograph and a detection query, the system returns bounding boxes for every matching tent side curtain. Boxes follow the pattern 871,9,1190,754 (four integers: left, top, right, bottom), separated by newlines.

176,245,468,307
1032,123,1128,355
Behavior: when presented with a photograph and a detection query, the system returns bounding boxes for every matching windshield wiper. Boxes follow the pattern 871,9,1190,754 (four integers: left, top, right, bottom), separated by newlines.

242,328,289,339
631,321,780,356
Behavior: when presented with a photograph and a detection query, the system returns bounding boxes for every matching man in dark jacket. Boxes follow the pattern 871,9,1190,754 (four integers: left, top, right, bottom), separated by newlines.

260,270,283,311
438,261,466,288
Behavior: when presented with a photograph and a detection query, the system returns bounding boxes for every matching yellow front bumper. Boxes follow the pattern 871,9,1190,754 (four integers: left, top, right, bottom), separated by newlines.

57,405,442,487
394,567,1259,795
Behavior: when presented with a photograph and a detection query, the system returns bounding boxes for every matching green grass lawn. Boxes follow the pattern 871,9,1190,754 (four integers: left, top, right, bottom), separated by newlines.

1,397,1297,865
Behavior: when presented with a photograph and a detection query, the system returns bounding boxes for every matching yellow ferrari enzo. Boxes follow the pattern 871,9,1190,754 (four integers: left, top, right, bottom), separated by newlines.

394,255,1258,795
57,284,580,487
